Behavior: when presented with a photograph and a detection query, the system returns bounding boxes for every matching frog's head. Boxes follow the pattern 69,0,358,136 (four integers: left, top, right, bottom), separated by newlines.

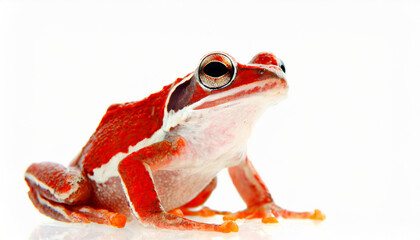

167,52,287,111
164,52,288,131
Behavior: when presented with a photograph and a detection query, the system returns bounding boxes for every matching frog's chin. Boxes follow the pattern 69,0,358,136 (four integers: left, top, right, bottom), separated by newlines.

193,79,288,110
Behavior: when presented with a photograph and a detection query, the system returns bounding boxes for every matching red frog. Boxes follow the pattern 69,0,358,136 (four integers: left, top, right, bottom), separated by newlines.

25,52,325,233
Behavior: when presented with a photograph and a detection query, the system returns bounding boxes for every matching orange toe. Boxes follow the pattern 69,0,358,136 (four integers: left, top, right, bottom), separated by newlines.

262,217,278,224
222,213,238,221
109,213,127,228
309,209,326,221
219,221,239,233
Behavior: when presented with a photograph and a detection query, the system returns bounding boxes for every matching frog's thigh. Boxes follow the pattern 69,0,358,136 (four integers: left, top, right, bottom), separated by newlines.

25,162,91,205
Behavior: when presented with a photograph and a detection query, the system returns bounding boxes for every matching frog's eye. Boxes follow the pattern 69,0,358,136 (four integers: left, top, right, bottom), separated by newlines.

198,53,236,90
279,59,286,73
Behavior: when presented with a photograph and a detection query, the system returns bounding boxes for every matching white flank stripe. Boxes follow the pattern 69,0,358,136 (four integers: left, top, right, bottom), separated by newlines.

89,74,194,184
91,129,166,183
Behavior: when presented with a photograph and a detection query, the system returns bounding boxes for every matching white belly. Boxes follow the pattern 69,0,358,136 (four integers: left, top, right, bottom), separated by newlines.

152,168,216,211
153,98,268,210
152,148,245,211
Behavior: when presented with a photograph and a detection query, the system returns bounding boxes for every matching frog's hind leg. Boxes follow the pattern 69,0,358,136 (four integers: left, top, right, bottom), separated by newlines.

27,190,126,228
25,162,91,205
25,162,126,228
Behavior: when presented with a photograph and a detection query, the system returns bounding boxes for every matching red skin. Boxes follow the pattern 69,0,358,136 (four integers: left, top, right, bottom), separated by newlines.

77,83,174,175
24,52,324,233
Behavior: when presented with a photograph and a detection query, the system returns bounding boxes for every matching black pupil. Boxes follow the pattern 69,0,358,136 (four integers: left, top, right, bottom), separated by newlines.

203,62,228,77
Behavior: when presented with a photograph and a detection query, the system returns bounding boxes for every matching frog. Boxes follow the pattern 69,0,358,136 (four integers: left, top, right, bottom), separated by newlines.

24,52,325,233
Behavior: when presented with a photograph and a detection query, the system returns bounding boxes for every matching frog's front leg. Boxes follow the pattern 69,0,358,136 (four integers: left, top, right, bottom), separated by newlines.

226,157,325,223
118,136,238,233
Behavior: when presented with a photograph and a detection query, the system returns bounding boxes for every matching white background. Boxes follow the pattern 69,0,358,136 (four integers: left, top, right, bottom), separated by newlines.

1,0,420,239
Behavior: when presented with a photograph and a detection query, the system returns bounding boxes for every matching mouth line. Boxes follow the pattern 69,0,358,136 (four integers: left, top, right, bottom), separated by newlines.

193,79,287,110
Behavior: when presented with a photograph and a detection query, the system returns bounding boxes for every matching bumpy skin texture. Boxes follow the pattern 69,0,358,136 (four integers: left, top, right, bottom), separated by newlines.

25,52,324,233
79,83,174,175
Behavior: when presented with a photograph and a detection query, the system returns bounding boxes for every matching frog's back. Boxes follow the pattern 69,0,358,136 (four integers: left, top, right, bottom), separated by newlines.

76,84,173,176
